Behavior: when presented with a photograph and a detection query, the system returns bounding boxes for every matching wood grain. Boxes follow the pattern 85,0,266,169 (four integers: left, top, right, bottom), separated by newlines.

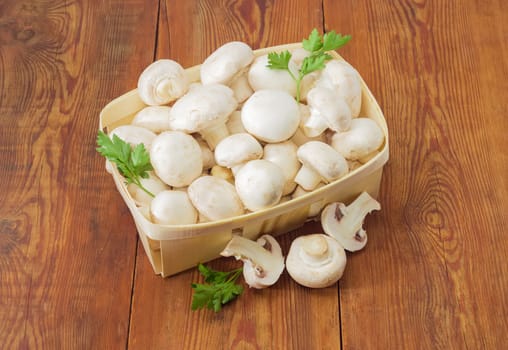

127,1,342,349
325,0,508,348
0,0,158,348
1,0,507,349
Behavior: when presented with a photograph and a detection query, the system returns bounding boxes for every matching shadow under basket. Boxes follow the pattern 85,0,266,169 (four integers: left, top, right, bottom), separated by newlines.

99,43,390,277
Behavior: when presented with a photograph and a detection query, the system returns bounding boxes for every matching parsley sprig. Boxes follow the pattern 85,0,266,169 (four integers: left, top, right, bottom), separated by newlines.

96,130,155,197
191,263,244,312
267,28,351,102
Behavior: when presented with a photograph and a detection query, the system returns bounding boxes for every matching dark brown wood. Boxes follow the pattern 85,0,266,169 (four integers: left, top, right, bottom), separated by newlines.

1,0,507,349
0,0,158,348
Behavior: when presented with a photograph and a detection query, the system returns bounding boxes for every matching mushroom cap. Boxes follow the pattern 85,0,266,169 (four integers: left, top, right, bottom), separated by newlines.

330,118,384,160
248,54,298,96
297,141,348,182
137,59,189,106
131,106,171,133
263,141,300,195
127,172,170,206
149,131,203,187
241,89,300,143
149,190,198,225
316,59,362,117
214,133,263,168
306,86,352,133
321,192,381,252
234,159,286,212
226,110,247,134
187,176,244,221
109,125,156,150
168,84,237,133
286,234,346,288
200,41,254,85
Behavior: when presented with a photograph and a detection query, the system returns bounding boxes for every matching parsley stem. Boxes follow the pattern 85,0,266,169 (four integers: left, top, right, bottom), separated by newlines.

132,178,155,198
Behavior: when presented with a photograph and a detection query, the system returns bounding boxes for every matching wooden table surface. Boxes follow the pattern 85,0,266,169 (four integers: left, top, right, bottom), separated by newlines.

1,0,507,349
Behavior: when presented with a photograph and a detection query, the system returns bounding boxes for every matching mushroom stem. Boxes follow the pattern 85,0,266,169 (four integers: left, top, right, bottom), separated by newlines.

294,165,321,191
200,123,230,150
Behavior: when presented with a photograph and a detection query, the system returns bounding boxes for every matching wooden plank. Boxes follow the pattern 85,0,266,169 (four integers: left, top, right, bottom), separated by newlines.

324,0,508,348
0,0,158,348
128,1,343,349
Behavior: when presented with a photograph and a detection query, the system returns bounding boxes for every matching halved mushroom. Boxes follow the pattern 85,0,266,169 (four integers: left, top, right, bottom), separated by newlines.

150,190,198,225
200,41,254,85
168,84,237,149
149,131,203,187
294,141,349,191
321,192,381,252
241,89,300,143
137,59,189,106
330,118,385,161
187,176,244,221
286,234,346,288
131,106,171,133
220,234,284,289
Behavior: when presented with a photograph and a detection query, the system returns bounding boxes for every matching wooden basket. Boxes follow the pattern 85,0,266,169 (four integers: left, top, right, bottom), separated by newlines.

99,43,389,277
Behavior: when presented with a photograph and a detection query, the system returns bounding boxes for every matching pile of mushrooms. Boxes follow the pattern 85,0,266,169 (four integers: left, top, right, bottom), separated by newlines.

220,191,381,289
110,40,385,225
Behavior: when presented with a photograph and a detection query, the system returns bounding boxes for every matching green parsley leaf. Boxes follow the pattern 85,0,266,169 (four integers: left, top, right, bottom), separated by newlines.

191,263,244,312
267,51,292,71
266,28,351,103
322,31,351,51
96,130,155,197
302,28,322,52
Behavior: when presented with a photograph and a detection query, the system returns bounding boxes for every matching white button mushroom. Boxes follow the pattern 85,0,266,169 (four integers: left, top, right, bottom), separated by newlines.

149,131,203,187
315,59,362,117
301,86,353,137
131,106,171,133
241,89,300,143
137,59,189,106
234,159,286,212
321,192,381,252
330,118,385,161
187,176,244,221
294,141,349,191
200,41,254,85
214,133,263,175
195,137,216,170
263,141,300,196
210,165,234,184
109,125,156,150
149,190,198,225
286,234,347,288
220,234,285,289
229,72,254,103
247,54,298,96
127,172,170,207
225,110,247,134
168,84,237,149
